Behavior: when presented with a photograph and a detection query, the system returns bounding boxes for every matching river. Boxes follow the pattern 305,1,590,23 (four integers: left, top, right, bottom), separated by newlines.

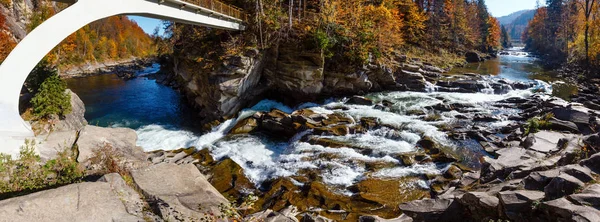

65,48,564,188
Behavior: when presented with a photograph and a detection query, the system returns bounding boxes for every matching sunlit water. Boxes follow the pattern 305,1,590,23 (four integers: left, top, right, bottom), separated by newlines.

66,50,564,189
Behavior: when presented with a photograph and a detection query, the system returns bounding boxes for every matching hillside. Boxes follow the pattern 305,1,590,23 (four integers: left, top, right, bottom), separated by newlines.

497,9,531,25
506,9,536,40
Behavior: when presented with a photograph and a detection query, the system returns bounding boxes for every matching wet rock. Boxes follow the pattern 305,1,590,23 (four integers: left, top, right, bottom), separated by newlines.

261,109,297,138
230,117,259,134
356,178,430,209
458,171,480,188
209,158,256,199
498,190,545,221
314,125,350,136
457,192,500,221
346,95,374,106
443,165,463,180
398,198,462,222
360,117,381,130
544,174,585,200
131,163,230,220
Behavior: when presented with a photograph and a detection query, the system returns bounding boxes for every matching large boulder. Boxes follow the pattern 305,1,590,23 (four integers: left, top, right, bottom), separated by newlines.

76,125,146,168
0,180,142,221
541,197,600,222
34,130,78,161
544,174,585,200
465,52,483,63
53,89,87,132
498,190,545,221
131,163,230,221
457,192,500,221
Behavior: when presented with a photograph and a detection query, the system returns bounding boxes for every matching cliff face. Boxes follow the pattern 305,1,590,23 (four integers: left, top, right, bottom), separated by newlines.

172,49,267,122
170,43,441,125
0,0,31,41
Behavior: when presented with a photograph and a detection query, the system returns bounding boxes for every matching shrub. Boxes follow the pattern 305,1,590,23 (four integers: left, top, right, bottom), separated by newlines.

31,74,71,119
0,140,83,196
25,60,58,94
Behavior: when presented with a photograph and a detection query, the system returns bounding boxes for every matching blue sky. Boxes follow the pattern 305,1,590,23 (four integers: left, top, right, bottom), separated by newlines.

129,0,542,35
486,0,541,17
128,15,164,36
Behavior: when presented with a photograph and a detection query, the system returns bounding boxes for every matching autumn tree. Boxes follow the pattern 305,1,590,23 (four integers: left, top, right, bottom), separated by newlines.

0,12,16,64
578,0,597,64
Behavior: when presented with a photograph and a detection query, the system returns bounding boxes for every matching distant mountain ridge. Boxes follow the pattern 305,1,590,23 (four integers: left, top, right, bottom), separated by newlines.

497,9,537,41
498,9,532,25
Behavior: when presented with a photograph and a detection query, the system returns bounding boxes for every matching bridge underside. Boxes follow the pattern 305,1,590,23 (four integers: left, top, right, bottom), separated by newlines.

0,0,244,156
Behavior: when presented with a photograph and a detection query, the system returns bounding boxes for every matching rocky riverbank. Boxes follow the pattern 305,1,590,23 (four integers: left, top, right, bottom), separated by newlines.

59,58,156,79
5,55,600,221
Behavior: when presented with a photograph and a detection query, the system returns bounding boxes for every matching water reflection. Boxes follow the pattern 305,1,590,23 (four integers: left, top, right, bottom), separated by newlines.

451,48,578,100
65,73,201,131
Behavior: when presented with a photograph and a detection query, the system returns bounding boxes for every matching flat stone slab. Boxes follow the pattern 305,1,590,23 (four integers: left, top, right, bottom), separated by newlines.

0,182,140,221
529,131,575,154
131,163,229,221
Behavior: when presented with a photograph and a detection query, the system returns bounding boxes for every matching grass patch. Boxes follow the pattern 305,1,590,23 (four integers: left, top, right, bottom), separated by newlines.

524,113,554,135
401,46,465,70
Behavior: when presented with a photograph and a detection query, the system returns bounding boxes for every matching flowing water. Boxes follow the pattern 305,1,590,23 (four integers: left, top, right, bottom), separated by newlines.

65,48,567,189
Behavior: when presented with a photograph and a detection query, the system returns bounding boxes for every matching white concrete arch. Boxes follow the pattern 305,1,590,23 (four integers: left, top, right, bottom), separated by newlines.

0,0,244,155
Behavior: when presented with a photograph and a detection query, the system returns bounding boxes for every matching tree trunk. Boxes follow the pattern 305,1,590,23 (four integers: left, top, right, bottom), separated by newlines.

289,0,293,29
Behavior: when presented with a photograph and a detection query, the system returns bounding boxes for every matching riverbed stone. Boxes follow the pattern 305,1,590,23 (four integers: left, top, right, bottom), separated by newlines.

457,192,500,221
131,163,230,220
541,197,600,222
346,95,374,106
544,174,586,199
523,168,560,191
498,190,545,221
398,198,462,222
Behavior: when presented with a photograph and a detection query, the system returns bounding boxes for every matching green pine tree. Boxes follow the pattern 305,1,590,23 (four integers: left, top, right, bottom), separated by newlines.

31,74,71,119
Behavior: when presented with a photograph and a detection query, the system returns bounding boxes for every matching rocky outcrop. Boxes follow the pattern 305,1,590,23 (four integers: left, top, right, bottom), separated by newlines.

53,89,87,132
173,49,266,122
0,176,144,221
264,46,324,101
131,163,231,221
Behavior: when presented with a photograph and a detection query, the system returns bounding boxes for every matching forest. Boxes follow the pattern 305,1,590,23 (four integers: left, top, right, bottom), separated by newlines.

523,0,600,70
169,0,503,70
0,0,155,68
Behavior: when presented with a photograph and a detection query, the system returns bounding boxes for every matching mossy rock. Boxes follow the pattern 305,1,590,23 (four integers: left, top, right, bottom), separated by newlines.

191,148,214,166
209,158,256,200
355,178,430,219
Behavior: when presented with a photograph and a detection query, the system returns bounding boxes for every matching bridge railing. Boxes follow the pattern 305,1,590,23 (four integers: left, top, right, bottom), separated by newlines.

181,0,246,22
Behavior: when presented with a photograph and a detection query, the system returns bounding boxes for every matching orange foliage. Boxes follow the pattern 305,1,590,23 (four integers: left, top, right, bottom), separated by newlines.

0,12,16,64
486,16,501,51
